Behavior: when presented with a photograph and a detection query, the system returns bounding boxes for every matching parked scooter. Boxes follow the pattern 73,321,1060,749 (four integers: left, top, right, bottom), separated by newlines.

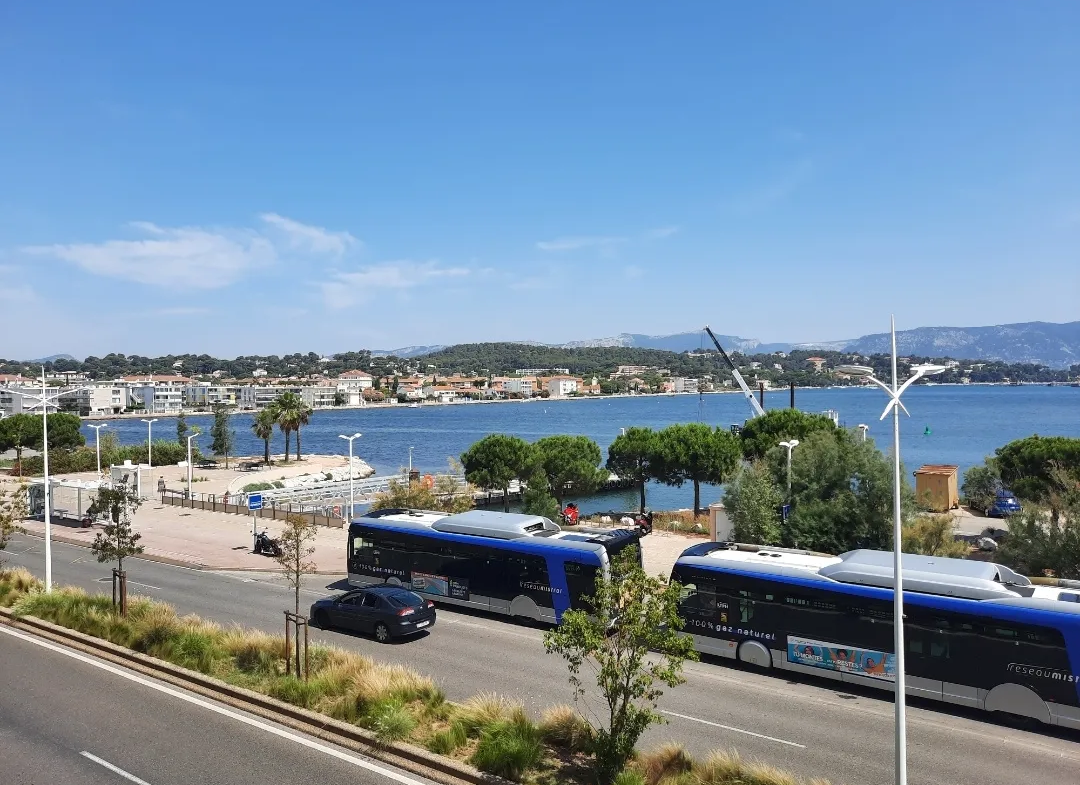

254,530,282,557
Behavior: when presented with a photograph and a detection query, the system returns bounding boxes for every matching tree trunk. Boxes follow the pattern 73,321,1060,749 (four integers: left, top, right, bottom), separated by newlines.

283,431,291,463
296,428,302,461
15,446,22,478
638,479,646,513
295,576,301,616
503,484,510,513
693,479,701,518
264,438,271,464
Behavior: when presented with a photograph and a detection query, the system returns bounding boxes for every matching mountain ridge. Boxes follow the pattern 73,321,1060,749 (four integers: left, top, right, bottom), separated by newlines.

374,321,1080,368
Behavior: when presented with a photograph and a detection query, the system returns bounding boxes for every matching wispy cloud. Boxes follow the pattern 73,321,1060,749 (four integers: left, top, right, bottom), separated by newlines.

260,213,359,256
320,260,470,309
624,265,645,279
722,159,815,214
24,223,277,289
645,225,680,240
536,236,627,252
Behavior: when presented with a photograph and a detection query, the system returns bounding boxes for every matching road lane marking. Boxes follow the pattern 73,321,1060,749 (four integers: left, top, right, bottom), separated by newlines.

80,752,153,785
660,710,806,749
95,577,164,591
0,626,431,785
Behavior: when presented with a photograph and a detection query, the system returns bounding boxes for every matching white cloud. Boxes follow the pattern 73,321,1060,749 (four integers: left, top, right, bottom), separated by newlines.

723,159,815,214
645,225,680,239
624,265,645,279
25,223,276,289
153,306,211,317
259,213,359,256
536,236,627,252
320,261,470,309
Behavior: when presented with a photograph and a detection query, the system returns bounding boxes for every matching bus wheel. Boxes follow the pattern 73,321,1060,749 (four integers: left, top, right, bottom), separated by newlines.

984,683,1050,726
737,640,772,669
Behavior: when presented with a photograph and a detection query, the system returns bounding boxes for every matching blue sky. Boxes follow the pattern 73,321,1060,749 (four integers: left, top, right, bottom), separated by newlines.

2,2,1078,360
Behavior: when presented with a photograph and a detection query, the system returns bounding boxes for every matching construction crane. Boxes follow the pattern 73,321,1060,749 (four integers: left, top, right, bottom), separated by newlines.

703,325,765,419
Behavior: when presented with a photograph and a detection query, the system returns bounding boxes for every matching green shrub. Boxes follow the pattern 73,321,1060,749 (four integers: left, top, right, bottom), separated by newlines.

241,482,274,493
268,675,327,708
469,719,544,782
273,481,285,489
427,721,468,755
366,699,417,743
614,771,647,785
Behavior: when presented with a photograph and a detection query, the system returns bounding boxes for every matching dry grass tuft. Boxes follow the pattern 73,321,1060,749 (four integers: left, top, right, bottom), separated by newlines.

638,742,694,784
457,692,523,735
539,704,595,753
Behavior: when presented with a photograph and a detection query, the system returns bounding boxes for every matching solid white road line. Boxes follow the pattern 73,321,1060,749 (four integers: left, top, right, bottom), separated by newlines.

80,752,153,785
660,710,806,749
0,625,431,785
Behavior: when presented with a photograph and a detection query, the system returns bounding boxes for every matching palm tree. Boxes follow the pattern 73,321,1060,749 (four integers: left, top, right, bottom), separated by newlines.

252,407,276,464
292,400,313,461
274,392,305,464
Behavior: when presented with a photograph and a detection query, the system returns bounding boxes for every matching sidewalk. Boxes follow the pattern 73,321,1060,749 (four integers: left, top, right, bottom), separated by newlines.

19,501,697,577
20,502,349,572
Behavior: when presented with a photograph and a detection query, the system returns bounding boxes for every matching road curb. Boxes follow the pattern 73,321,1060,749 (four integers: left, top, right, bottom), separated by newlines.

0,607,505,785
18,531,344,574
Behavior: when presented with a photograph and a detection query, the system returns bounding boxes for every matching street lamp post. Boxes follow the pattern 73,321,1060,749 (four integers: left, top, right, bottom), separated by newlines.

0,367,91,593
857,424,869,442
141,418,158,470
836,316,946,785
408,446,414,474
339,433,362,521
778,439,799,493
88,423,108,476
186,431,200,498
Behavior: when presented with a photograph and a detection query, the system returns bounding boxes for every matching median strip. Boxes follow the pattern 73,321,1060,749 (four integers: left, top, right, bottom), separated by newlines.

0,568,834,785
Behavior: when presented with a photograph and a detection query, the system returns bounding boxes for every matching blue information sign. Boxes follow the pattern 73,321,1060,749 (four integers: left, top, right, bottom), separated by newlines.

247,494,263,511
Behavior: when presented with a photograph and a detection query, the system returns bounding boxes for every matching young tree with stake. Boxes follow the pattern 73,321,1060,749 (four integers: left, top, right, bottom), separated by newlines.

89,481,144,614
544,551,696,784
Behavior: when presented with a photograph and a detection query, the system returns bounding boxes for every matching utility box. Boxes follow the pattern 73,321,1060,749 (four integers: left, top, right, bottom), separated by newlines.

913,465,959,512
708,502,733,542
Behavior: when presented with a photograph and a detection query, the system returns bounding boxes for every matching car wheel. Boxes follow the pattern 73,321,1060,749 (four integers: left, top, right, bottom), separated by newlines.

374,623,391,643
314,610,330,629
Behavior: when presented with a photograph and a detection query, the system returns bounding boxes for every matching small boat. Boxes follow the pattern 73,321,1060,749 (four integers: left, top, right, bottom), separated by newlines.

408,403,421,408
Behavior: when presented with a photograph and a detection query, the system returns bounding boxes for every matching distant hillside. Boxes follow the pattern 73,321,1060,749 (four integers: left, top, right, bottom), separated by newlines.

371,345,446,358
549,321,1080,369
845,321,1080,368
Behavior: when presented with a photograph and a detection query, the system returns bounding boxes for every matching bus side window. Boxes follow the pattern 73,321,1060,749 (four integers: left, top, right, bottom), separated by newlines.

738,590,754,623
351,535,374,564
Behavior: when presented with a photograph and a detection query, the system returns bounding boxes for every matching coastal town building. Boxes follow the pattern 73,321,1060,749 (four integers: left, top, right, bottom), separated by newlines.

546,376,579,398
504,377,537,397
336,370,373,405
515,367,569,376
806,357,828,372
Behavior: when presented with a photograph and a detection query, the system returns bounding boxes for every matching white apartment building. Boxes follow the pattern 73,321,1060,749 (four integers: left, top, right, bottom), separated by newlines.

504,377,536,397
58,383,126,416
184,383,238,409
302,385,337,409
672,377,699,394
515,367,569,376
547,376,579,398
127,384,184,414
0,385,62,416
336,370,373,405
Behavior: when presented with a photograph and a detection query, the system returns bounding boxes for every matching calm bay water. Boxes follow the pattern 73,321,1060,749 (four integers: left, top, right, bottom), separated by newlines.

84,385,1080,514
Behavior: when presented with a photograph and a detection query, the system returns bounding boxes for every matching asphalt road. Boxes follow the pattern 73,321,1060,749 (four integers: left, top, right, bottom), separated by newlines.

6,534,1080,785
0,623,439,785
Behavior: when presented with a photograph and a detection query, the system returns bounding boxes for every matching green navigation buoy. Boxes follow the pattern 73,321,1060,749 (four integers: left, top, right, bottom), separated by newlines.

923,426,932,436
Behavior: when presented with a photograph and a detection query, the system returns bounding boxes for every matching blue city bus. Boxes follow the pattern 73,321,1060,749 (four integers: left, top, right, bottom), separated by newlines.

347,509,642,624
671,542,1080,729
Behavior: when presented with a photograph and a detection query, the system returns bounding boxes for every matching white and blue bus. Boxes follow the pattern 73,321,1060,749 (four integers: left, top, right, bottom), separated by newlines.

347,509,642,624
672,542,1080,729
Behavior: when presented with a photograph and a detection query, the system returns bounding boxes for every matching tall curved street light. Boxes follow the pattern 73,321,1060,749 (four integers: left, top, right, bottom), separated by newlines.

88,423,109,476
0,367,91,592
836,316,946,785
778,439,799,493
141,418,158,471
338,433,362,521
186,430,201,499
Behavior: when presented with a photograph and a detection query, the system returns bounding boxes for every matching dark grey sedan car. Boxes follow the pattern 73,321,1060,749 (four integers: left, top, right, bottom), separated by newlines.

309,586,436,643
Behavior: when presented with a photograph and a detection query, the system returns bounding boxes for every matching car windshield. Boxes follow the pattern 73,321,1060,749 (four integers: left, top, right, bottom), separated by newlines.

386,591,425,608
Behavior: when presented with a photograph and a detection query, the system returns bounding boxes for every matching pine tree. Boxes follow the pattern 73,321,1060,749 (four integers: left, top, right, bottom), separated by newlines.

209,404,235,468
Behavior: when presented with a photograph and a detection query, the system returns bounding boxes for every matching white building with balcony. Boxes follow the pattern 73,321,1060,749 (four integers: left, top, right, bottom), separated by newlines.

546,376,579,398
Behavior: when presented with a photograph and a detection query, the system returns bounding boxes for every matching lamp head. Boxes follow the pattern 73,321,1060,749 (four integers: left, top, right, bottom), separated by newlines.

910,364,947,377
834,364,875,377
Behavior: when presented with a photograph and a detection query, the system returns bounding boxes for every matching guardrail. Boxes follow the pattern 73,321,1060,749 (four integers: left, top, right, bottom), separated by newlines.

159,489,344,528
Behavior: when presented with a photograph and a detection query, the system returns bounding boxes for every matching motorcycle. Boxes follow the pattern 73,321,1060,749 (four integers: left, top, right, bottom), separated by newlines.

254,530,282,557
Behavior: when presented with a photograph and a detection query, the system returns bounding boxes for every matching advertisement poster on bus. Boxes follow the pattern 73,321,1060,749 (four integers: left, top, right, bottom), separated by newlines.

411,572,469,601
786,635,896,681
